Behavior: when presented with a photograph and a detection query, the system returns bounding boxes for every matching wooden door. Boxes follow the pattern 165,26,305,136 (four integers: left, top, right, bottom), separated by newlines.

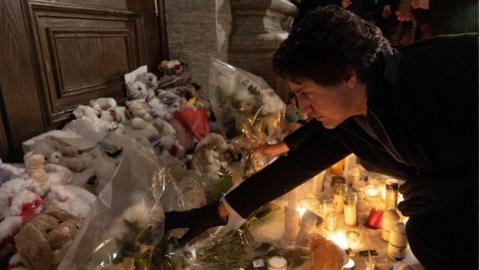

0,0,168,161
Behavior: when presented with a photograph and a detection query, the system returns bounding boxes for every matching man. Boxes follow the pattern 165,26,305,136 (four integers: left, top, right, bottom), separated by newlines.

166,6,478,269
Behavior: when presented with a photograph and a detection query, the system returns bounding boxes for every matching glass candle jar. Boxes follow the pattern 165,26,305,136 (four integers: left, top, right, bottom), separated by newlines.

344,192,358,226
385,179,399,210
333,182,347,214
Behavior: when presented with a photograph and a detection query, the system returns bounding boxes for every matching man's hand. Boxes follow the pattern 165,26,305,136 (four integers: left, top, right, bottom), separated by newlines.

411,0,430,10
165,201,228,246
251,142,289,157
341,0,353,9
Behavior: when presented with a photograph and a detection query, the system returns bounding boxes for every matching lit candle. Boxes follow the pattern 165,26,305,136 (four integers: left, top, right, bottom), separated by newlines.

365,185,379,197
343,258,355,270
296,207,306,219
344,192,358,226
327,231,350,250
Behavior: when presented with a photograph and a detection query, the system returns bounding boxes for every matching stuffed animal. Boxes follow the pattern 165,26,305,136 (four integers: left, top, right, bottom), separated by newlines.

89,97,117,112
151,118,183,157
129,118,160,143
43,185,96,219
14,210,83,270
134,72,158,92
0,159,25,184
148,90,183,121
71,105,117,132
24,152,50,196
0,186,43,244
192,133,232,184
310,234,348,270
125,99,154,122
28,139,87,173
126,81,155,101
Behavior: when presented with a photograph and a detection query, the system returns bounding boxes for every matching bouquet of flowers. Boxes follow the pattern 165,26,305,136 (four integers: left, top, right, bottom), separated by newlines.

157,54,190,88
209,59,286,177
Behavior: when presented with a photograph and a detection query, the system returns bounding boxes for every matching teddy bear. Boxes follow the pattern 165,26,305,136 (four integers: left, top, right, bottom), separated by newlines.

135,72,158,92
28,138,87,173
89,97,117,112
125,99,154,122
14,209,83,270
24,152,50,196
148,90,183,121
0,186,43,244
310,234,348,270
192,133,233,184
126,81,155,101
150,118,184,158
129,117,160,144
70,105,117,132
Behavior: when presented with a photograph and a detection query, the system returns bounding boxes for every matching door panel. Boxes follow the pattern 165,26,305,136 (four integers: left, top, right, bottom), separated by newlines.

26,1,145,124
0,0,166,161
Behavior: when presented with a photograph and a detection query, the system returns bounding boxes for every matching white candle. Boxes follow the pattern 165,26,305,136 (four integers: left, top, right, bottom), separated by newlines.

268,256,288,270
344,193,358,226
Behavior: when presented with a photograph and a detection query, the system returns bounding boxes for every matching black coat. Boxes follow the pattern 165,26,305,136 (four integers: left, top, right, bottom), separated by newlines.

226,33,478,218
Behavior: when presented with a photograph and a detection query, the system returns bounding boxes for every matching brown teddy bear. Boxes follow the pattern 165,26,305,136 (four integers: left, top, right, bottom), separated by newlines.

14,209,82,270
310,234,347,270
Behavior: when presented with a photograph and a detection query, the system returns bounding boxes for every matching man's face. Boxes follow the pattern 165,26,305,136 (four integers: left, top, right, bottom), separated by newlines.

288,77,365,129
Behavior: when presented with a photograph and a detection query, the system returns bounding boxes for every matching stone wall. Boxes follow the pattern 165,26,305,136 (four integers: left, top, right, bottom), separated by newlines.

163,0,296,100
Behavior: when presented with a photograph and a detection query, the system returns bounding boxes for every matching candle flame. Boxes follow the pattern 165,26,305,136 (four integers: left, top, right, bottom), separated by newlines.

365,185,379,197
296,207,306,218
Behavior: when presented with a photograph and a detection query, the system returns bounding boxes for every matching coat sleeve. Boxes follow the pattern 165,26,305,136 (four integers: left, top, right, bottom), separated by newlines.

225,127,351,218
283,120,323,151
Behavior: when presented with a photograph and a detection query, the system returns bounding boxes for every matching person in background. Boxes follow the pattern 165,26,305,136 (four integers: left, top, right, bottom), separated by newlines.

165,6,478,270
410,0,478,39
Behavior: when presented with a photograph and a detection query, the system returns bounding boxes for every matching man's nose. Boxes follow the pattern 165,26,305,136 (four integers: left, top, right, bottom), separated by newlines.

297,97,313,117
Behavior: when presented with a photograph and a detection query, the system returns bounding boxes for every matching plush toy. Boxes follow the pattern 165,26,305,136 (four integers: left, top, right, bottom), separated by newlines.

89,97,117,113
151,118,183,157
129,118,160,143
148,90,183,121
125,99,154,122
70,145,120,194
166,83,201,105
24,152,50,196
0,159,25,185
14,210,83,270
28,139,87,173
134,72,158,92
0,186,43,244
170,119,195,154
126,81,155,101
192,133,233,184
71,105,117,132
310,234,348,270
43,185,96,219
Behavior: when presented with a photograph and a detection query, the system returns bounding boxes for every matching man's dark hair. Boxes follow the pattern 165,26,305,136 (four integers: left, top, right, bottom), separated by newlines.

273,5,390,85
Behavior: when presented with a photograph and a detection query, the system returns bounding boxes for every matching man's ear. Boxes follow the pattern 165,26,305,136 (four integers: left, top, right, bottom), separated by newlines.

344,68,357,89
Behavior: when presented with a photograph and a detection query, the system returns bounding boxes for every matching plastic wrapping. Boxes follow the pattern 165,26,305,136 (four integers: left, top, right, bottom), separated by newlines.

209,59,286,177
58,137,187,270
184,203,312,270
209,59,286,145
